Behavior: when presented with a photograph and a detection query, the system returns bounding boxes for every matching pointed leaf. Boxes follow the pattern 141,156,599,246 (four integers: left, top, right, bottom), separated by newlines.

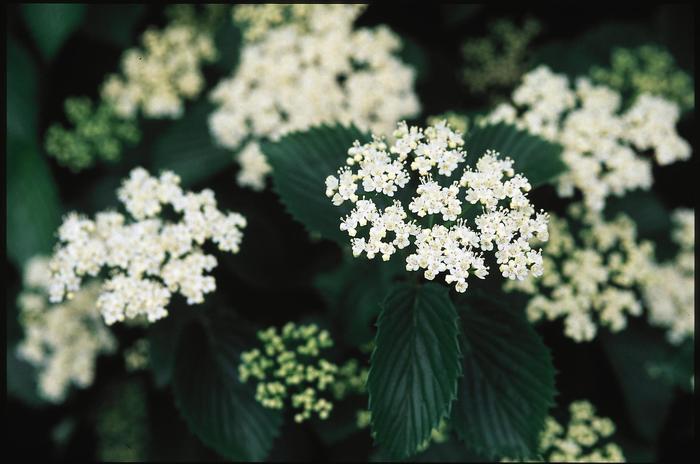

21,4,86,61
150,101,234,187
172,316,282,461
368,282,462,459
261,125,372,243
465,122,565,188
452,294,556,460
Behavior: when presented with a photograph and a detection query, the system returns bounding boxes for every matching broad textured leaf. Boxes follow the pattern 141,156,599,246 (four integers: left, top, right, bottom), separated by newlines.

399,35,430,84
21,4,86,61
214,20,242,73
150,101,233,187
314,250,404,345
172,316,282,461
599,325,674,441
367,283,462,459
7,39,38,140
261,125,371,243
147,308,198,389
531,22,653,78
7,137,62,268
82,4,146,47
465,122,566,188
452,295,556,460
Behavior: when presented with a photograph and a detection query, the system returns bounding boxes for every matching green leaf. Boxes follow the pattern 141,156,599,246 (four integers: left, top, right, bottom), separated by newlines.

6,349,46,407
150,101,234,187
7,39,38,140
465,122,566,188
6,136,62,268
645,339,693,393
531,22,654,78
314,249,404,346
82,4,146,48
172,314,282,461
21,4,86,61
599,325,675,442
367,282,462,459
399,35,430,84
214,20,242,73
452,293,556,460
147,308,197,389
261,124,372,243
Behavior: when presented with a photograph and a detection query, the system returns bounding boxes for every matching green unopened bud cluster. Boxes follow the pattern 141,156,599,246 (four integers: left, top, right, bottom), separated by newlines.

590,45,695,112
45,98,140,171
239,323,339,423
462,18,541,98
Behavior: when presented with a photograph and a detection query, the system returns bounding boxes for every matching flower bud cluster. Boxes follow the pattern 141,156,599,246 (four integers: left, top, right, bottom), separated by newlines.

239,323,337,423
326,121,549,292
590,45,694,112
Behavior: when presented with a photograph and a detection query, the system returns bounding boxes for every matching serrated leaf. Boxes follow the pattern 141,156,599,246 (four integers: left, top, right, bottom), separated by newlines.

150,101,233,187
21,4,86,61
367,282,461,459
452,294,556,460
465,122,566,188
261,125,372,243
172,315,282,461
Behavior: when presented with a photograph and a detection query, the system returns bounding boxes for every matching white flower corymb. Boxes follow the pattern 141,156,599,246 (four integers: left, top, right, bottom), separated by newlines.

48,167,246,325
326,121,549,293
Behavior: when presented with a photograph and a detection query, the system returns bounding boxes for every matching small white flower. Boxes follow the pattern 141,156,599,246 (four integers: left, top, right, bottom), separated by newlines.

327,121,549,292
48,167,247,325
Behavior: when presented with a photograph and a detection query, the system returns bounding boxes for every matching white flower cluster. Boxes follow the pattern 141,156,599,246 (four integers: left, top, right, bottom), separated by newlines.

485,66,691,211
102,24,216,119
326,121,549,293
209,4,420,190
48,167,247,325
505,206,655,342
642,209,695,344
233,4,366,43
16,256,116,403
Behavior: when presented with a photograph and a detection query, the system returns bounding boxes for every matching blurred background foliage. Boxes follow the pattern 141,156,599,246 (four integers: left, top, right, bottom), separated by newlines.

5,3,694,461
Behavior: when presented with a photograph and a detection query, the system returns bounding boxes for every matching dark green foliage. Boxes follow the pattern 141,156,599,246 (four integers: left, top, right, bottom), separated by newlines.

172,314,283,461
452,293,556,460
465,123,566,188
21,4,86,61
262,125,372,243
367,283,462,459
